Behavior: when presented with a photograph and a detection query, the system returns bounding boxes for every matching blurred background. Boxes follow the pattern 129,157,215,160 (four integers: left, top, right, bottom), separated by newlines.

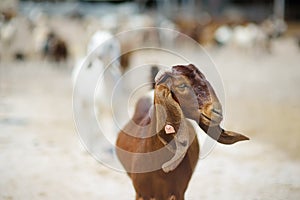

0,0,300,199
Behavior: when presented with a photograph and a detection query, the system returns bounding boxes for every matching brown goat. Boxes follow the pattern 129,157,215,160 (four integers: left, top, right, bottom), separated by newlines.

116,64,249,200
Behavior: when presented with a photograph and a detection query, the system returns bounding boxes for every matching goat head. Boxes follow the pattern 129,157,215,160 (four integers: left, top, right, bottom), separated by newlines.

155,64,249,144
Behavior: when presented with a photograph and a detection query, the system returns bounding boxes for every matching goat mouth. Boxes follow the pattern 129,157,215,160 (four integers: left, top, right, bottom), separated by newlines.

201,113,221,126
202,113,211,121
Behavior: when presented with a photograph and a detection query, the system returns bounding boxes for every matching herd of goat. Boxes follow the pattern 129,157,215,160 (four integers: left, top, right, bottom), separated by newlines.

5,8,287,200
0,7,287,63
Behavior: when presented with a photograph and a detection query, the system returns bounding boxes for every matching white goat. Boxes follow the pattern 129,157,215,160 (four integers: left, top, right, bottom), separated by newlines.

72,30,125,151
72,30,122,107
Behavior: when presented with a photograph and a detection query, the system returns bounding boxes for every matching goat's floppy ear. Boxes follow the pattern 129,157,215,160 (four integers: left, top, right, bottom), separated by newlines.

217,129,249,144
162,120,189,173
200,124,249,145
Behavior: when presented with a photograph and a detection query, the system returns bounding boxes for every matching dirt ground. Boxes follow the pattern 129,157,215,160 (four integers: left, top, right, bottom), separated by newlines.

1,37,300,200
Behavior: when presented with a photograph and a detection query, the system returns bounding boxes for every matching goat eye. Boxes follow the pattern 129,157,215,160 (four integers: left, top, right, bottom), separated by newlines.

177,83,188,89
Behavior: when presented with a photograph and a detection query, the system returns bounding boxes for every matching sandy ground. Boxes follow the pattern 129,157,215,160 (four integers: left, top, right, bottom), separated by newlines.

1,37,300,200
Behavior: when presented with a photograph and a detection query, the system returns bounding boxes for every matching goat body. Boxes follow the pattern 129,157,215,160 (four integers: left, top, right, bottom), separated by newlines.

117,93,199,200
